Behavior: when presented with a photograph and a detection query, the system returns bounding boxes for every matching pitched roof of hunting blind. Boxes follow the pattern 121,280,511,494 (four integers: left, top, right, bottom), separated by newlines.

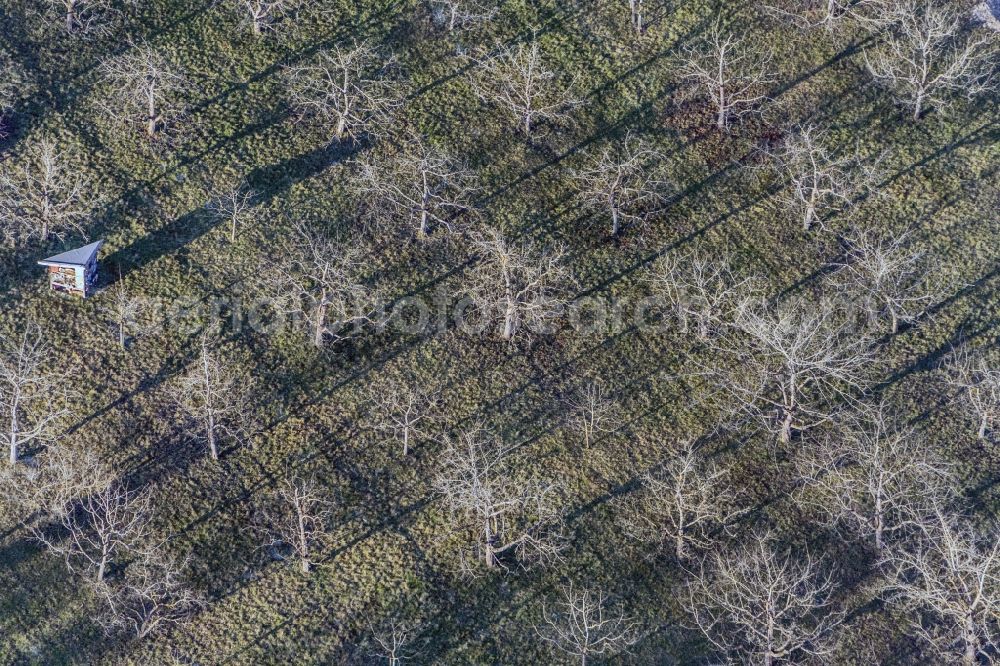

37,240,104,269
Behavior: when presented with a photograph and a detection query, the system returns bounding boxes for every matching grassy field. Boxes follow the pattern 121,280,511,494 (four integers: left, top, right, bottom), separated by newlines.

0,0,997,663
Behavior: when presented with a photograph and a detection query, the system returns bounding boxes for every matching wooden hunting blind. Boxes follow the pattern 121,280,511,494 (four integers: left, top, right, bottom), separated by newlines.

37,240,104,298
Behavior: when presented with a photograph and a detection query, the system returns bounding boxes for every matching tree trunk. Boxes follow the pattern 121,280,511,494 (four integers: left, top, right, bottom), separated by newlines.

8,397,18,465
402,427,410,456
780,409,793,444
610,196,620,236
314,295,327,347
979,414,988,439
502,301,516,340
147,88,158,138
963,614,980,666
913,92,924,121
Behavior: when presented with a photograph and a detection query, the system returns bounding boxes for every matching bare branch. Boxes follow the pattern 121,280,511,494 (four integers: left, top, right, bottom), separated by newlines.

678,22,775,130
535,582,640,665
882,509,1000,666
464,227,571,342
168,334,257,460
352,136,479,240
285,40,403,141
433,427,565,571
0,137,94,246
0,322,72,465
686,530,845,665
98,41,191,140
864,0,999,119
573,132,668,237
471,37,583,137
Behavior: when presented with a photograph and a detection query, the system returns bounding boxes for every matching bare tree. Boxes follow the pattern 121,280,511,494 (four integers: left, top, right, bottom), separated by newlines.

765,0,889,33
715,294,875,444
169,334,256,460
352,137,479,240
864,0,999,120
465,227,570,342
0,137,93,245
0,441,112,519
44,0,114,35
206,178,258,243
433,427,564,570
427,0,498,32
573,133,667,236
265,222,385,347
626,0,645,34
796,403,955,551
833,228,942,334
105,266,144,348
233,0,300,36
0,323,71,465
259,475,331,573
285,40,402,141
35,480,152,583
0,50,25,122
369,618,418,665
623,441,738,561
98,42,190,139
767,125,875,232
648,249,758,340
535,582,639,665
944,345,1000,439
365,378,440,456
883,509,1000,666
686,531,844,666
678,22,775,130
98,546,203,639
471,37,583,136
561,380,619,448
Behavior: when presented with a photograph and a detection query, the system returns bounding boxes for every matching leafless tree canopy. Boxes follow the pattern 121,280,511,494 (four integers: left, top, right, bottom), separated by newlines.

686,531,845,666
258,474,332,573
34,480,153,583
427,0,498,32
98,546,203,640
0,137,93,247
796,403,955,551
944,344,1000,440
573,133,668,236
535,582,639,665
169,334,256,460
264,222,386,347
648,249,759,340
623,440,738,561
352,137,479,240
883,510,1000,666
44,0,115,35
433,427,564,570
678,22,775,130
561,379,620,448
232,0,301,36
833,227,942,334
365,377,440,456
98,42,191,139
471,38,583,136
715,293,876,444
465,227,570,342
285,40,402,141
864,0,999,119
206,178,258,243
767,125,877,232
0,323,71,465
765,0,890,33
